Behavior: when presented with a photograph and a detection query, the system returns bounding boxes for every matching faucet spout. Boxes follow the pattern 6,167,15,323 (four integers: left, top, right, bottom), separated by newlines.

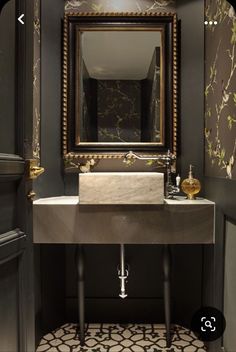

124,150,176,162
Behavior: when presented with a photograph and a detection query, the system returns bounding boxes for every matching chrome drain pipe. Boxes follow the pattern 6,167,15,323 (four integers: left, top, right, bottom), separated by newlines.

118,244,129,299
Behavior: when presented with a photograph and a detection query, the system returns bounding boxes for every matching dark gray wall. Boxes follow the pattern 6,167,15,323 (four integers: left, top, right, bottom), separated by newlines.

203,178,236,352
224,220,236,352
0,0,15,154
36,0,64,198
37,0,66,336
177,0,204,186
38,0,205,334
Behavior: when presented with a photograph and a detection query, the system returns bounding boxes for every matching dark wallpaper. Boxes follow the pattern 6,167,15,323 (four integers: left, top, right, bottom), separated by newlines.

65,0,176,13
205,0,236,179
97,80,141,142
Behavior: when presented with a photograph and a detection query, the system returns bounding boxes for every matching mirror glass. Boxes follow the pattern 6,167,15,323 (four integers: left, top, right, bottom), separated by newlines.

77,30,164,146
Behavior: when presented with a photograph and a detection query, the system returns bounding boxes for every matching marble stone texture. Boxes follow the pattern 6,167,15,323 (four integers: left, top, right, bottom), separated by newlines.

79,172,164,204
164,196,215,205
34,196,78,205
33,196,215,244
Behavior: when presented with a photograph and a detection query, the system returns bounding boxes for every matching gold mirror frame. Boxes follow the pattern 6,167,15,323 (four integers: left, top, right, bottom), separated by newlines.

62,12,178,171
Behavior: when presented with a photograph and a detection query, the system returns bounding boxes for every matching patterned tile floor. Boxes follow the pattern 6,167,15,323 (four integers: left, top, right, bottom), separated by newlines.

37,323,207,352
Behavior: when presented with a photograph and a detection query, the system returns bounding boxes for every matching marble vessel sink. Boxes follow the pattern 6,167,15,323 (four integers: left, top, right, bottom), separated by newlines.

79,172,164,205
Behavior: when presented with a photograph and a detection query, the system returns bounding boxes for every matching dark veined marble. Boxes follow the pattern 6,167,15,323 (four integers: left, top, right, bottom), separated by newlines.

97,80,141,142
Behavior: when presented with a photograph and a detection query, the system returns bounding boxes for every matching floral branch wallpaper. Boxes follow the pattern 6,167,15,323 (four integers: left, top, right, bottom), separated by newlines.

205,0,236,179
65,0,176,13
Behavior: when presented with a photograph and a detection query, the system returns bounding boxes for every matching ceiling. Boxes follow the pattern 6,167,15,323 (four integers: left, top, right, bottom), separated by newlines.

82,31,161,80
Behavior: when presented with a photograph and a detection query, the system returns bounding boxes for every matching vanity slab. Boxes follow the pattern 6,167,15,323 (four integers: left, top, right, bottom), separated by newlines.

34,196,79,205
79,172,164,205
164,196,215,205
33,196,215,245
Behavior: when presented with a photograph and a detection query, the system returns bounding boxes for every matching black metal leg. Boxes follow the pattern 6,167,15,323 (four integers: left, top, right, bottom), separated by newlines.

163,245,171,348
75,245,85,346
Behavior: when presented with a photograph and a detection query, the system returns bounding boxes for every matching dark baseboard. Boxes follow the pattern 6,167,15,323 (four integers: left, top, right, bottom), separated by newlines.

66,297,165,324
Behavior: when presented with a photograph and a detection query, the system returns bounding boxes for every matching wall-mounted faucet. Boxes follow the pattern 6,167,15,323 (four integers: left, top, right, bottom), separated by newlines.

123,150,180,199
124,150,175,163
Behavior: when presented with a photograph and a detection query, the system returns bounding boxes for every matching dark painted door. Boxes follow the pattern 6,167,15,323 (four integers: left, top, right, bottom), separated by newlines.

0,0,36,351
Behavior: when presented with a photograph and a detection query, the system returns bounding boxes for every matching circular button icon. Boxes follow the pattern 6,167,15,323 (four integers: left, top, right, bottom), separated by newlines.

191,307,226,342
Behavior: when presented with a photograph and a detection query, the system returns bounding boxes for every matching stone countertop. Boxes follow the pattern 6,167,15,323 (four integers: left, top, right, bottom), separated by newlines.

34,196,214,206
34,196,79,205
164,196,215,205
33,196,215,245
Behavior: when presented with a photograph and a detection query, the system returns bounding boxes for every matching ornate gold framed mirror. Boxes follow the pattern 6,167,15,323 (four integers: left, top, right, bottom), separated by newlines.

63,12,178,171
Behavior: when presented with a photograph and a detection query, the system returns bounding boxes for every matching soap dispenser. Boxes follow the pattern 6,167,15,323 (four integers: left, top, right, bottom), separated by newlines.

181,164,201,200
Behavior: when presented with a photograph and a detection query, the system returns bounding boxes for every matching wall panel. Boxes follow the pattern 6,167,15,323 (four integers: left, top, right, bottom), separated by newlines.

0,0,16,154
224,220,236,352
0,258,19,352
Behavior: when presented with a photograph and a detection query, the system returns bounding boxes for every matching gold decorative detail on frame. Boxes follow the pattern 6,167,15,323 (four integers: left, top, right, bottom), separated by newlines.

65,12,176,17
63,13,69,158
62,12,178,165
172,13,178,157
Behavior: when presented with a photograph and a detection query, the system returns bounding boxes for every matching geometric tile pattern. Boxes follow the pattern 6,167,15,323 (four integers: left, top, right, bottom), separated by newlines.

37,323,207,352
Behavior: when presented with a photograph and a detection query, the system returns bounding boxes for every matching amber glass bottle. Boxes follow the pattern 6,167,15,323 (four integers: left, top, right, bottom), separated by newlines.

181,165,201,200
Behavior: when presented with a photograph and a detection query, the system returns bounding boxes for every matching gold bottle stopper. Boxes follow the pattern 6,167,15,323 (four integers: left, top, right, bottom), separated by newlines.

181,164,201,200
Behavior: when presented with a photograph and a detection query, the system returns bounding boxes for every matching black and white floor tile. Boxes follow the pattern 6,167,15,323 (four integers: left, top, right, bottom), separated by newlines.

37,323,207,352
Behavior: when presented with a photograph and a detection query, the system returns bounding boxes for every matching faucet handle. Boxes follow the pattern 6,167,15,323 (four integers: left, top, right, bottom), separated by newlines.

176,174,181,187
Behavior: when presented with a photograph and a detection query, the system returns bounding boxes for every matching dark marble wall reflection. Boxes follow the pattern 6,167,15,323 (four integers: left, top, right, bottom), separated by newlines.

80,47,161,144
97,80,141,142
82,72,161,144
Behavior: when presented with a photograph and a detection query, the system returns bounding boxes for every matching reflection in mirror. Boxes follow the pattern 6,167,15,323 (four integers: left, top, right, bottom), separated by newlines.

78,30,163,145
